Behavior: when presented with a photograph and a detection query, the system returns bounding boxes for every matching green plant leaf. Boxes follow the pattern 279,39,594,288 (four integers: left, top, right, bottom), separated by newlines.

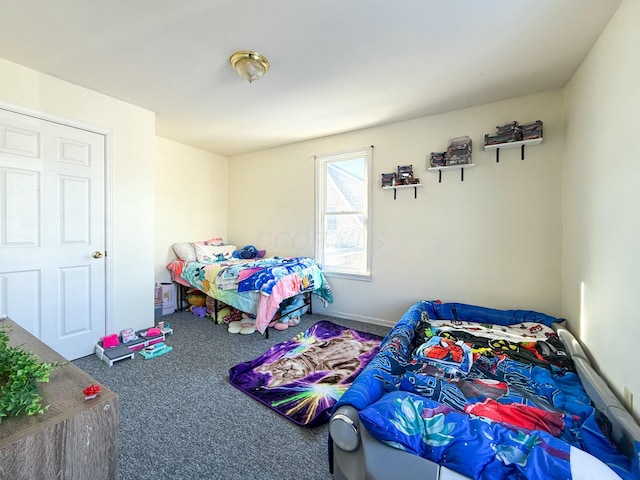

0,327,58,423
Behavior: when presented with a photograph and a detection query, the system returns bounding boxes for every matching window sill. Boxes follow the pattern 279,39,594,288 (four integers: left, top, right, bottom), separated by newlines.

324,271,372,282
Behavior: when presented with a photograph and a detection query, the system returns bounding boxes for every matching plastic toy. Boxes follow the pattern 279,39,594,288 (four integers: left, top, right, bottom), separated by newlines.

189,305,208,318
102,334,119,349
139,342,173,359
120,328,138,343
140,327,162,337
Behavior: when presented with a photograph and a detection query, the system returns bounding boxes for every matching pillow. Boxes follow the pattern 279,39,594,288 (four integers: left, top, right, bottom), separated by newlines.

172,237,225,262
198,237,224,246
194,244,237,263
172,242,196,262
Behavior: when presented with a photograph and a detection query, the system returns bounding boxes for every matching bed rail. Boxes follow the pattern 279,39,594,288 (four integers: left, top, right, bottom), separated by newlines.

555,322,640,458
330,405,440,480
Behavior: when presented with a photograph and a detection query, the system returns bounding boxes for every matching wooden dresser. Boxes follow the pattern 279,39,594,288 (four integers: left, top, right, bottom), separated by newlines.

0,319,118,479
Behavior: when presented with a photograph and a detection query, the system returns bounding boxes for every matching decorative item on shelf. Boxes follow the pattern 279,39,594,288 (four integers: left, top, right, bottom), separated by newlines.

427,136,474,183
521,120,543,140
445,136,472,166
381,172,396,187
395,164,414,185
484,120,543,162
429,152,446,167
485,121,522,146
382,165,422,199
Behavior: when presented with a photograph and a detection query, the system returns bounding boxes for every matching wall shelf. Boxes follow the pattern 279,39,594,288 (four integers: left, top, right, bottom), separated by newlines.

382,183,423,199
428,163,475,183
484,137,542,162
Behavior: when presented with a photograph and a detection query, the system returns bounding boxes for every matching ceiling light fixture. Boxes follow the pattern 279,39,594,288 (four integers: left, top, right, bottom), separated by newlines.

229,50,270,83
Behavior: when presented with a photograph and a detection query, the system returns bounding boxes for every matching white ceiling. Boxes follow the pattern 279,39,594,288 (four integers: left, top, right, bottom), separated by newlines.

0,0,621,156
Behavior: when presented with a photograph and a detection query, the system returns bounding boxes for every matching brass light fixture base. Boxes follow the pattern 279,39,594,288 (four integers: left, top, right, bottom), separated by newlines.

229,50,270,83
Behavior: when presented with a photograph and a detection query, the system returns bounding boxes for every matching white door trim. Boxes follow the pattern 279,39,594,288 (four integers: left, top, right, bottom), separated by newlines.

0,100,115,336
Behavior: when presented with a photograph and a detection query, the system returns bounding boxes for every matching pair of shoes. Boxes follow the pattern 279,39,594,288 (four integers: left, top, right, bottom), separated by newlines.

228,318,256,334
228,321,242,334
274,322,289,331
240,322,256,334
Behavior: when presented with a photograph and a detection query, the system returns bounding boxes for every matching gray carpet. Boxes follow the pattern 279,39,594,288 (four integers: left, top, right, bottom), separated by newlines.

73,310,390,480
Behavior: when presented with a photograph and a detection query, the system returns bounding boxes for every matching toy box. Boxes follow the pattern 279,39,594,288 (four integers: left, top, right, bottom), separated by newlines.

155,282,176,315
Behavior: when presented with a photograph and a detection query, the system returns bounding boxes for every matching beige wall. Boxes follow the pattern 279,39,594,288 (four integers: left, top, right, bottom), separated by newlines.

228,90,563,326
5,4,635,418
562,0,640,418
0,57,156,334
154,137,228,282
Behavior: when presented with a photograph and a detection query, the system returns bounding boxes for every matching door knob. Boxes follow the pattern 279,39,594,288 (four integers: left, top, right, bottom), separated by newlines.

92,251,104,259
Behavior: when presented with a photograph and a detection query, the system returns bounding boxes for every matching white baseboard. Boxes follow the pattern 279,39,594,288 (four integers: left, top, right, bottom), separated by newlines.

317,308,396,329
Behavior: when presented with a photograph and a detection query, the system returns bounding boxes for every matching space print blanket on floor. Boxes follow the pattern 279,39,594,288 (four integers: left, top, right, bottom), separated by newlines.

228,320,382,427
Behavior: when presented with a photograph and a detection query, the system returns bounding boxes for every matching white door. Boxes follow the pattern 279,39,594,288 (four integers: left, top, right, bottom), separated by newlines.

0,107,106,360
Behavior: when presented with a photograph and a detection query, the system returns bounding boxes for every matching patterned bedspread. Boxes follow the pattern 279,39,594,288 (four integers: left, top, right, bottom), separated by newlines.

167,256,333,334
334,301,640,480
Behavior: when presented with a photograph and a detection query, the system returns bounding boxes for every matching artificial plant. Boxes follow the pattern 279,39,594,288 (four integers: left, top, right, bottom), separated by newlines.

0,327,58,423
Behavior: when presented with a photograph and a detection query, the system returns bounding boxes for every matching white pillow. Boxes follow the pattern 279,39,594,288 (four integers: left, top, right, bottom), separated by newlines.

198,237,224,247
172,237,226,262
194,244,237,263
172,242,196,262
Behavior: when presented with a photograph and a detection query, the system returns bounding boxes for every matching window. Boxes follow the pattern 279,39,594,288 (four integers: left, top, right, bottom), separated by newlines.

315,147,372,279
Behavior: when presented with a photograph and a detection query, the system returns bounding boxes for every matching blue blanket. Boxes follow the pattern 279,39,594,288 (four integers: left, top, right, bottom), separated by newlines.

335,301,640,480
217,256,322,295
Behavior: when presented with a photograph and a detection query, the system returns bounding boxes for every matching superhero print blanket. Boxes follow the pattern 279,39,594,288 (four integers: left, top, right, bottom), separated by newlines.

334,301,640,480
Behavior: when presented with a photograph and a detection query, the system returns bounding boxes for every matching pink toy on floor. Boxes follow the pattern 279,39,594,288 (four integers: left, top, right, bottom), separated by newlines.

145,327,162,336
102,334,119,348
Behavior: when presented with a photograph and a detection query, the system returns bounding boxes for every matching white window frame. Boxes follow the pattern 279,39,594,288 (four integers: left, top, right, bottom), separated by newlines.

315,146,372,280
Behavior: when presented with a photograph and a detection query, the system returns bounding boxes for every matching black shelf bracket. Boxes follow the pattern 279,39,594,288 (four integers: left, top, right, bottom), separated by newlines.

431,166,471,183
494,144,527,161
391,186,419,200
436,170,465,182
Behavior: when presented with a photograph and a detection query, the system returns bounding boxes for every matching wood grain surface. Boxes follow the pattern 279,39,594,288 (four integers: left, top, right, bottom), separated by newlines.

0,319,118,479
